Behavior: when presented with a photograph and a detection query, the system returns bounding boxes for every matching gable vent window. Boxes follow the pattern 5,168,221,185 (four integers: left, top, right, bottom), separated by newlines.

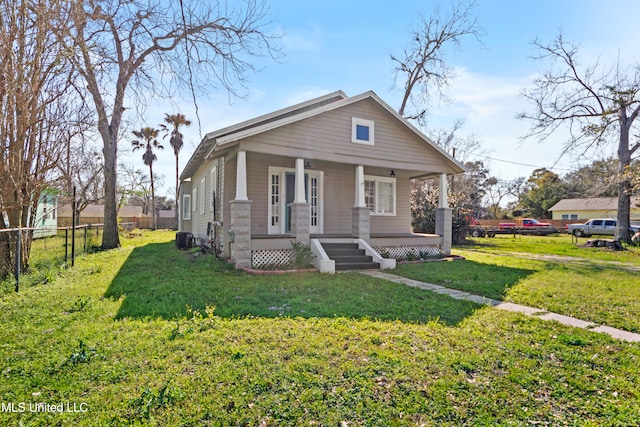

352,117,374,145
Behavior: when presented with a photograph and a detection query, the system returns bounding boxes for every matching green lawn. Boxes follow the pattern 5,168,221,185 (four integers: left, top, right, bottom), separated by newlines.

1,231,640,425
394,234,640,333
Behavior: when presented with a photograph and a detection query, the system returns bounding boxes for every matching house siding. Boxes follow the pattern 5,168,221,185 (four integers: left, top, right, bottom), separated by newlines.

550,197,640,221
239,99,453,175
243,152,411,235
188,157,225,240
552,209,640,221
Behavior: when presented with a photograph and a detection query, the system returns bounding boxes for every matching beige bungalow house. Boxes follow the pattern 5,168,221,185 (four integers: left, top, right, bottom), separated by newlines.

178,90,465,273
549,197,640,221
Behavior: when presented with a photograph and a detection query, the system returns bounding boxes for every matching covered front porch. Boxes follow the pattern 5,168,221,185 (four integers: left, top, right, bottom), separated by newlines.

229,150,453,273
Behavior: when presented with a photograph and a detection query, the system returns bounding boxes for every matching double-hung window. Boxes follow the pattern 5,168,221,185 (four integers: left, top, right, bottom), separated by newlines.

364,175,395,215
199,177,206,214
183,194,191,220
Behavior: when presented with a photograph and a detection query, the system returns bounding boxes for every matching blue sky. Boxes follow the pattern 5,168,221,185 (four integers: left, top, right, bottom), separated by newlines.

128,0,640,198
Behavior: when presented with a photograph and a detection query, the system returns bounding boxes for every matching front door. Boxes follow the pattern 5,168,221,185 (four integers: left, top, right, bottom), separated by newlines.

268,167,322,235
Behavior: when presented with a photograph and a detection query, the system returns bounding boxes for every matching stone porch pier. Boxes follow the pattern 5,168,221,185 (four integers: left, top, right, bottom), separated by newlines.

229,150,252,268
435,173,452,255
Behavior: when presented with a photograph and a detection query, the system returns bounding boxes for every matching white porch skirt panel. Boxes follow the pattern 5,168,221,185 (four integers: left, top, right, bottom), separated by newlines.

373,244,444,260
251,249,294,269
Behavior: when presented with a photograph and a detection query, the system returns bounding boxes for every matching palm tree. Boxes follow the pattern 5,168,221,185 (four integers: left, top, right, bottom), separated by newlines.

161,113,191,203
131,127,163,229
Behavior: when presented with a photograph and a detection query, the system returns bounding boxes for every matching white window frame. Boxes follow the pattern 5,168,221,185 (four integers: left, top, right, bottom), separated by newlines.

268,166,324,234
183,194,191,220
199,177,206,214
192,188,197,213
351,117,375,145
210,165,218,213
364,175,396,216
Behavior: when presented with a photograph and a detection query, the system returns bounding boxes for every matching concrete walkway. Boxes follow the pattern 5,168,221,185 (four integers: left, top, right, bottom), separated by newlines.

361,270,640,343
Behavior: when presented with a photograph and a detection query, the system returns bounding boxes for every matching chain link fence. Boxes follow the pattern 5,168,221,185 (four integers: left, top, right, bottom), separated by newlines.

0,224,105,294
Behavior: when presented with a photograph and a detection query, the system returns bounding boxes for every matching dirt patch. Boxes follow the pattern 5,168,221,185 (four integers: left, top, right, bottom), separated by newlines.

581,239,625,251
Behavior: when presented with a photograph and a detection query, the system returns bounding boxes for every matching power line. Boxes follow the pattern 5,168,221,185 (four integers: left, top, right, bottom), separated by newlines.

469,153,572,172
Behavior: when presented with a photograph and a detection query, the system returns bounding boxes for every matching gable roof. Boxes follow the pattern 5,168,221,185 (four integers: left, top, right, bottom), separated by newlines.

181,90,465,179
181,91,348,180
549,197,640,211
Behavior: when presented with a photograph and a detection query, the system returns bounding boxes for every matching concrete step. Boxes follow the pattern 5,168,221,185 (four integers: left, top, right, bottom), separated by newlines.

331,255,374,264
322,242,380,271
324,248,365,257
322,243,359,249
335,262,381,271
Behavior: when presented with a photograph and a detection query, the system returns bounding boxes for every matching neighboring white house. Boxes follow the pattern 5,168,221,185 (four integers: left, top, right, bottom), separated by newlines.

1,188,60,239
549,197,640,221
31,189,60,238
178,90,465,272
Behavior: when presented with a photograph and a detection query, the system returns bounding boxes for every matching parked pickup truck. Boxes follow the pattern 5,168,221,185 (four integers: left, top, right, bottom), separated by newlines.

498,218,558,235
468,217,497,238
566,218,640,237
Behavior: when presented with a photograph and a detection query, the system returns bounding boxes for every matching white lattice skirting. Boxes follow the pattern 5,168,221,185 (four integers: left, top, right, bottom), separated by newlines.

252,249,293,269
374,245,444,260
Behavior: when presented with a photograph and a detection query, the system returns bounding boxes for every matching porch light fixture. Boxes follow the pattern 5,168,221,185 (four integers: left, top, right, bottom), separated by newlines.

390,170,396,176
304,161,311,168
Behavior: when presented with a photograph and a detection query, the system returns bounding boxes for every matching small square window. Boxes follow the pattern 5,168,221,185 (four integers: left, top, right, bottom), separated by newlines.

352,117,374,145
356,124,369,141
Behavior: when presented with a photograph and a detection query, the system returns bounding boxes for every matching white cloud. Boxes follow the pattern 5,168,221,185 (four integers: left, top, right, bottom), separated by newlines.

427,67,580,180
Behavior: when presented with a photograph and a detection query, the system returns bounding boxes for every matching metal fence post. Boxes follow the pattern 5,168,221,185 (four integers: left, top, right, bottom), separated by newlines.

72,186,76,267
15,229,21,293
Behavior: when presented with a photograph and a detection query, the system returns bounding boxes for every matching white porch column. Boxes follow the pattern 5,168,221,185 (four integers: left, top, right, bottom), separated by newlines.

291,158,309,245
438,173,448,208
354,165,365,207
294,158,306,203
235,150,248,201
352,165,370,241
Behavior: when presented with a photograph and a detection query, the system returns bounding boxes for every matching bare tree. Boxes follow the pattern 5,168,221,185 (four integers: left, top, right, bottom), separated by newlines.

59,0,279,249
131,127,162,230
428,120,484,162
519,33,640,241
117,163,148,213
55,124,104,225
392,0,483,125
0,0,79,276
485,177,524,219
